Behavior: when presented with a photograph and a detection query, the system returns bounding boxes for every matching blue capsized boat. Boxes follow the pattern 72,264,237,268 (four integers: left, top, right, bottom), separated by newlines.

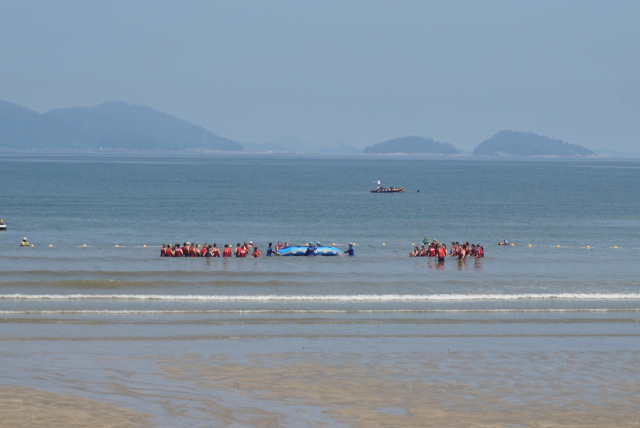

277,246,343,256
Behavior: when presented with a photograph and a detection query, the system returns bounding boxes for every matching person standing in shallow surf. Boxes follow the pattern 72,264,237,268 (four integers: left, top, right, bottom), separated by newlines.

344,242,355,256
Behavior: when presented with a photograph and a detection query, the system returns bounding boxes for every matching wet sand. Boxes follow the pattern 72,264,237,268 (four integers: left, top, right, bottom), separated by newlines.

2,338,640,427
156,350,640,428
0,385,152,428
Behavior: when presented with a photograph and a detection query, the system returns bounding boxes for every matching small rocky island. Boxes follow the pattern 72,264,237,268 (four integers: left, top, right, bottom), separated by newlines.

363,136,458,155
473,131,595,156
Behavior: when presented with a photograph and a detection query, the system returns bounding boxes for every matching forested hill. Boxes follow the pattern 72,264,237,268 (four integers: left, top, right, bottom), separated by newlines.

473,131,594,156
363,136,458,154
0,100,243,151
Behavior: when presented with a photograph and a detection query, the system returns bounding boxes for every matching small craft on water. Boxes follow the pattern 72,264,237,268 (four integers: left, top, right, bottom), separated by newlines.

370,180,404,193
0,219,6,231
277,243,343,256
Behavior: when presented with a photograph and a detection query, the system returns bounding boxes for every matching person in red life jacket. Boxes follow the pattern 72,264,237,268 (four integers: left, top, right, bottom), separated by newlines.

211,243,220,257
252,246,260,258
235,243,242,257
188,244,196,257
437,244,446,262
458,245,466,261
276,242,283,251
174,245,183,257
180,243,188,257
160,244,166,257
242,242,249,252
469,244,476,257
239,245,248,257
477,245,484,257
222,244,232,257
201,244,208,257
428,245,436,257
417,245,426,257
165,245,173,257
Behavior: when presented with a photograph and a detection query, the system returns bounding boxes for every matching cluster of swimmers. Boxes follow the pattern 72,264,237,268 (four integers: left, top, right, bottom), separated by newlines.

161,241,265,257
160,241,355,257
409,238,484,261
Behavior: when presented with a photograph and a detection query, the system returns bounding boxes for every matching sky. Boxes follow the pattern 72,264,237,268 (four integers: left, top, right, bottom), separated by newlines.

1,0,639,151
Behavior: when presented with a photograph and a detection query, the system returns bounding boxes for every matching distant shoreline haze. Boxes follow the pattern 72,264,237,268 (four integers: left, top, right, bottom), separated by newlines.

0,100,600,156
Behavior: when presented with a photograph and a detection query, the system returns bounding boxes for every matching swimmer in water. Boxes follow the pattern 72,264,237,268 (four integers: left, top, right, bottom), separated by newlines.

20,237,30,246
409,246,420,257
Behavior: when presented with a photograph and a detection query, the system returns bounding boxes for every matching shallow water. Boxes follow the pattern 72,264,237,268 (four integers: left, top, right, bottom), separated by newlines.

0,153,639,426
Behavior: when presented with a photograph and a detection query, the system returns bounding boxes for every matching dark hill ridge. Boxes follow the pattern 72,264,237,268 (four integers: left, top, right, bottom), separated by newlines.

363,136,458,154
0,100,243,151
474,131,594,156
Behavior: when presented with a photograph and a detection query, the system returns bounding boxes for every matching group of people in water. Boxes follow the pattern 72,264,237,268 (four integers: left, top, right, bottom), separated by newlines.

161,241,265,258
159,241,356,257
409,238,484,261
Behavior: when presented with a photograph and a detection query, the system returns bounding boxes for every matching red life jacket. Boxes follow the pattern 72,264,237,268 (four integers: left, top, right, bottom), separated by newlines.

212,248,220,257
181,246,188,256
160,248,166,257
223,247,231,257
437,248,445,258
478,248,484,257
201,248,207,256
165,248,172,257
458,249,465,260
189,247,196,257
235,247,241,257
239,248,247,257
175,248,183,257
429,247,436,257
253,250,260,258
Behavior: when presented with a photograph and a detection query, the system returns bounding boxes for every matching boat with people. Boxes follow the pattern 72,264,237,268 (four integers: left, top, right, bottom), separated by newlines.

370,180,404,193
0,219,6,231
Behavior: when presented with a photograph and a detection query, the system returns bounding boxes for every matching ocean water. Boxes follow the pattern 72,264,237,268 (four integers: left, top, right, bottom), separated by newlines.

0,153,639,340
2,153,640,426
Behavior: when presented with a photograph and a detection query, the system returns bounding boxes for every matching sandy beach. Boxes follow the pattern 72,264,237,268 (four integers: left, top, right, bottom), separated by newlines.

0,385,151,428
2,338,640,427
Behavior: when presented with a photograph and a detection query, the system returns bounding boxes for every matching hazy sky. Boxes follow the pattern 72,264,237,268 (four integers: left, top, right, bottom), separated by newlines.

1,0,639,150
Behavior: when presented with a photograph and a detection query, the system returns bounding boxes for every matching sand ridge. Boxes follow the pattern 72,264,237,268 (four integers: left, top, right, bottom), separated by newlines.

0,385,152,428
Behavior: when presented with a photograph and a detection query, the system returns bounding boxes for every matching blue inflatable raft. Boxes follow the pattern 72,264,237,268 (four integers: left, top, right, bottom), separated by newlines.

277,246,343,256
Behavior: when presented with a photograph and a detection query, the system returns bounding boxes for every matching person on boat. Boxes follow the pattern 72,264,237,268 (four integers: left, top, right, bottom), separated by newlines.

422,237,429,246
437,244,446,262
306,242,316,256
252,246,260,258
20,237,30,246
276,242,283,251
503,239,509,245
344,242,355,256
267,243,273,256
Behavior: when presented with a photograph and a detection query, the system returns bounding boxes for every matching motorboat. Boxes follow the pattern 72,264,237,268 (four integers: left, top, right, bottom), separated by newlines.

370,180,404,193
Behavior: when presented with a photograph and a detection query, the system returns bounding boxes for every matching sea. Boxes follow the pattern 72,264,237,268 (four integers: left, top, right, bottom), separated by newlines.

1,152,639,426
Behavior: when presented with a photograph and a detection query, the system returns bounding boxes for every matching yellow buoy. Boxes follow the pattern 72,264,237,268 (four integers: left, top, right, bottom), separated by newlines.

557,245,560,248
30,244,34,247
143,245,146,247
115,245,119,247
412,243,415,246
333,243,335,246
587,246,590,249
49,244,52,247
383,243,386,245
614,246,618,249
528,244,531,247
83,244,87,247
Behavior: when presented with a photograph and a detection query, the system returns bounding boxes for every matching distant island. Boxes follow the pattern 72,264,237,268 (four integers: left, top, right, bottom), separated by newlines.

363,136,458,155
473,131,595,156
0,100,243,151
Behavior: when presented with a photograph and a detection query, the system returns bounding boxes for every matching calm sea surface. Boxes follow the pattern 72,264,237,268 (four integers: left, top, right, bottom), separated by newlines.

0,153,639,339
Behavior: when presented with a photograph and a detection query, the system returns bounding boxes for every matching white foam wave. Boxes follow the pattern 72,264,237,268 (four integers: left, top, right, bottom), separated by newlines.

0,308,638,315
1,293,640,301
